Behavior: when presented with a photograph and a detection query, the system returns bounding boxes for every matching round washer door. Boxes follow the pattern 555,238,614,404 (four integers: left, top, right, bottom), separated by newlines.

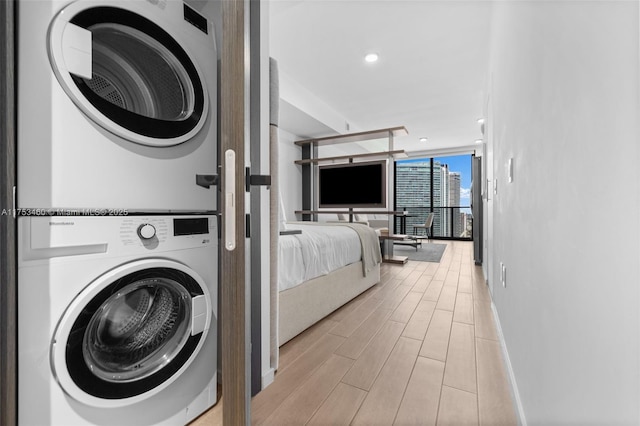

51,259,212,408
48,3,208,146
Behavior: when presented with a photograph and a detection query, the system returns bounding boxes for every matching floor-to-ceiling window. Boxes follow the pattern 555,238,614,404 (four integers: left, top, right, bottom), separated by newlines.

395,154,472,240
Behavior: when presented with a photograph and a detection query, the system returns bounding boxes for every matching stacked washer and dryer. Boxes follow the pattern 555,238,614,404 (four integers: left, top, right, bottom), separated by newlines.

17,1,220,424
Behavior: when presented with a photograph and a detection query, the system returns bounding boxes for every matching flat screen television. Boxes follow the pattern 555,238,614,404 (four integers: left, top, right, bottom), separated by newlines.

318,160,387,208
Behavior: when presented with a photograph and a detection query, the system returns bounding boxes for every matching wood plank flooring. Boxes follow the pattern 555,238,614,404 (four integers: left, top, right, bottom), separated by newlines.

191,241,517,426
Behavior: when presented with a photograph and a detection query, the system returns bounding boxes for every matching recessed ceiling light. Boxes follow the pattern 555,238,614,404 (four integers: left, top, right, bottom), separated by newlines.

364,53,379,63
419,137,428,143
475,139,483,144
477,118,485,124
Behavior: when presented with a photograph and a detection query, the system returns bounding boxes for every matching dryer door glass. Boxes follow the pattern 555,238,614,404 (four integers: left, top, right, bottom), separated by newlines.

51,6,207,145
83,24,195,123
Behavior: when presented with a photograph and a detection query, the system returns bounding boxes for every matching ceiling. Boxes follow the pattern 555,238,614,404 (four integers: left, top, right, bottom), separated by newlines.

269,0,493,155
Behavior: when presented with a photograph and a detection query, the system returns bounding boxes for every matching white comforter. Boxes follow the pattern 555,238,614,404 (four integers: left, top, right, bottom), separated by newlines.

278,223,363,291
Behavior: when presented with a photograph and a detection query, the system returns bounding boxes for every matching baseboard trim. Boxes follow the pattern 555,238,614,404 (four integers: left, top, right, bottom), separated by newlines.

490,301,528,426
261,368,275,390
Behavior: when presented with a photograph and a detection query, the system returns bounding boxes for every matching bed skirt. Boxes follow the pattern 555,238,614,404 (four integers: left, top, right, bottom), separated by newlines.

278,261,380,346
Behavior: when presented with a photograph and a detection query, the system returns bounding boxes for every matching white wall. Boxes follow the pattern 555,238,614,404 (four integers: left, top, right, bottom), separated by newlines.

278,128,303,222
487,1,640,424
280,71,357,135
259,1,273,389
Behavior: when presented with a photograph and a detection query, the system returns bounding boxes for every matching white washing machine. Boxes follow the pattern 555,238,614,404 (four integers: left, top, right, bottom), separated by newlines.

17,0,218,212
18,215,218,425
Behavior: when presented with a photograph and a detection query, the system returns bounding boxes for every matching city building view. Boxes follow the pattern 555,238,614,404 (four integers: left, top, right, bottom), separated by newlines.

395,155,472,239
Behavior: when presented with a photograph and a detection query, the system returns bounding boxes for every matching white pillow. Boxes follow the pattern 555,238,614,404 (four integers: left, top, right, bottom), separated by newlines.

354,214,368,222
337,213,347,221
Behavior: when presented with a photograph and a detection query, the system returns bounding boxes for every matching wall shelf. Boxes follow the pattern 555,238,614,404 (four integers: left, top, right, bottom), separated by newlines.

294,150,407,165
294,125,408,221
294,126,408,147
295,210,407,215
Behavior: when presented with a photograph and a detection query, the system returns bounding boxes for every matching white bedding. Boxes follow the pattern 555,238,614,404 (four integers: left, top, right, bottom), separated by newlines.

278,223,362,291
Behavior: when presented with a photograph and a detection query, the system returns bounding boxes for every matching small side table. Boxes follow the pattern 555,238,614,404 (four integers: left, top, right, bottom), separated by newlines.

379,234,409,264
394,213,414,234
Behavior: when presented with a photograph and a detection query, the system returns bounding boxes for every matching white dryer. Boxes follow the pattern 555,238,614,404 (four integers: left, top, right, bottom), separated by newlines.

18,215,218,425
18,0,218,212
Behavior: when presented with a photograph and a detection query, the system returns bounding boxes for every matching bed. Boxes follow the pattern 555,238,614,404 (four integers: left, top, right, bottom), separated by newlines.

277,222,382,345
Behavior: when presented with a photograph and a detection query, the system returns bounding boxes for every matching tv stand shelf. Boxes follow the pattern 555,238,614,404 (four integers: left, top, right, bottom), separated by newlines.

295,210,406,215
294,150,407,165
295,125,408,223
294,126,407,147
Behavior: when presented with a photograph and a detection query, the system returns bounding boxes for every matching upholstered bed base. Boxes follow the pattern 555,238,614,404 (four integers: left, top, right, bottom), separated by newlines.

278,261,380,345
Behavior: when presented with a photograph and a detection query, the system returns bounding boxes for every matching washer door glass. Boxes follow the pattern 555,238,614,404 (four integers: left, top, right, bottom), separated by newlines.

63,267,206,400
50,6,207,146
83,278,191,383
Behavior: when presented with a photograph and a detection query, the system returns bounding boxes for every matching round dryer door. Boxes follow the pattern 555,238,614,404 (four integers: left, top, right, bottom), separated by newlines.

48,4,208,146
51,259,212,408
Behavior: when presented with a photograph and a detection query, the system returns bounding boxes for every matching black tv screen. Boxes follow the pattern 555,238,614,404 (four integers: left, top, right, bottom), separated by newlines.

318,160,387,208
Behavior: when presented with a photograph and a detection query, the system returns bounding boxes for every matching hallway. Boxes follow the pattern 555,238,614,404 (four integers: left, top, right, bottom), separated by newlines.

192,241,517,426
193,241,517,425
253,241,515,425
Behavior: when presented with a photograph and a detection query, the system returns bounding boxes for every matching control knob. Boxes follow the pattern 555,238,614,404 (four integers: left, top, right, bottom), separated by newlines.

137,223,156,240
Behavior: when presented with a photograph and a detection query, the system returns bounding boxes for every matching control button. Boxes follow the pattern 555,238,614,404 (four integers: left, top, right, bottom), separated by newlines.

137,223,156,240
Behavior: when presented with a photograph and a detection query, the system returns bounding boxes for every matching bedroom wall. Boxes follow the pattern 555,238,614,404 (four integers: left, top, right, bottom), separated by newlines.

280,71,357,135
277,127,303,222
487,1,640,424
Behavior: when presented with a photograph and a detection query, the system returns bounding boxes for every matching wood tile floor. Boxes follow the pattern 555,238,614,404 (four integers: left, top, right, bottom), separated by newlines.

191,241,517,426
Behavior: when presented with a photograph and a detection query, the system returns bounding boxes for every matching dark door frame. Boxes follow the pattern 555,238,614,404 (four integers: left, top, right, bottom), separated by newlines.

248,0,263,397
0,1,17,425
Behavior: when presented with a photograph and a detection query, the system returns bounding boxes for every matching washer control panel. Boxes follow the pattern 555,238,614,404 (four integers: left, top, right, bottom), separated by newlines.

119,216,215,251
21,215,217,262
